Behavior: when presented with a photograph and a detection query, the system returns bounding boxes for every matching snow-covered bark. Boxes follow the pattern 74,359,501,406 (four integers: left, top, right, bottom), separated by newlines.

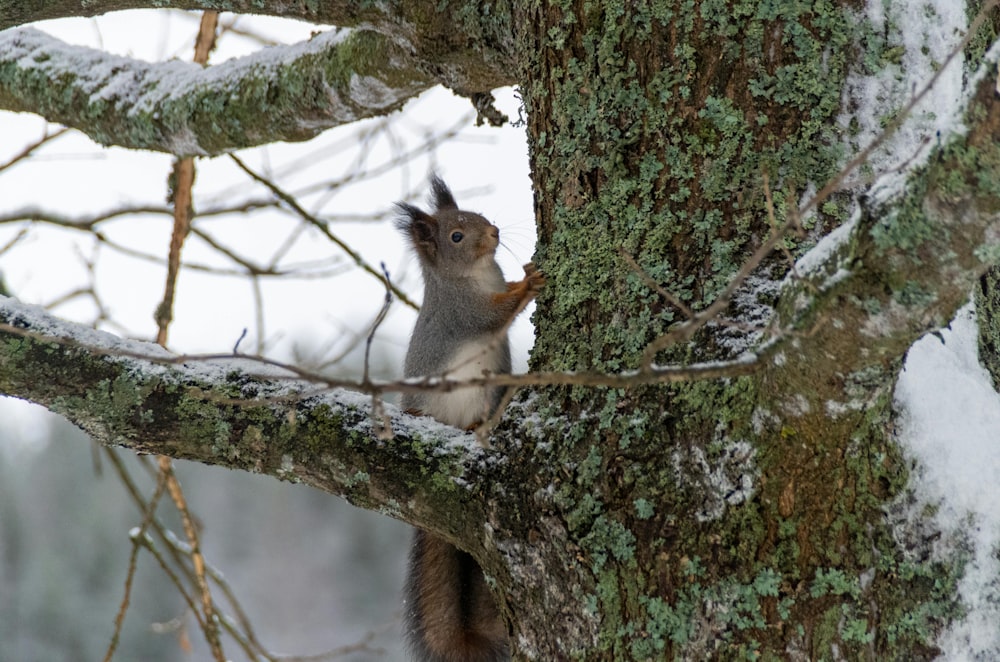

0,1,518,154
0,1,398,30
515,0,1000,658
0,28,432,155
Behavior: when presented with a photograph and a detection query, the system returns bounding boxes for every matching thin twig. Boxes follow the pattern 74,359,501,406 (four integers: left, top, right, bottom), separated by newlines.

229,153,419,310
0,227,28,257
364,262,394,386
0,126,70,174
149,11,227,662
159,456,227,660
156,155,195,344
0,316,770,394
367,263,395,439
762,172,799,275
103,468,168,662
133,530,206,628
618,249,693,319
102,449,265,660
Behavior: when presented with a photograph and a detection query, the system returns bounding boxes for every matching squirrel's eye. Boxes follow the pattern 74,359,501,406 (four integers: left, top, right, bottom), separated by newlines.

451,231,464,243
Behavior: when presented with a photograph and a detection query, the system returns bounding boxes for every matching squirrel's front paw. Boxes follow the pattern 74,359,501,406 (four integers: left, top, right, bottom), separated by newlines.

523,262,545,293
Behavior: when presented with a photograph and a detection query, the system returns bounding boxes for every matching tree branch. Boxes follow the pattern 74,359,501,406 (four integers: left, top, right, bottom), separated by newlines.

767,67,1000,418
0,27,434,155
0,1,320,28
2,1,518,90
0,295,489,542
0,1,440,37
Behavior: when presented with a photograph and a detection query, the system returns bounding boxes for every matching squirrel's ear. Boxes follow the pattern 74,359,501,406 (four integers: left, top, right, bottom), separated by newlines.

394,202,426,232
429,174,458,211
411,217,436,245
395,203,438,254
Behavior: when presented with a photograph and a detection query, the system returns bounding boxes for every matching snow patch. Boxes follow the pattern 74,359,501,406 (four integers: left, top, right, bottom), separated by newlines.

825,399,862,418
839,0,967,203
781,393,810,417
714,274,782,356
0,294,173,364
895,303,1000,659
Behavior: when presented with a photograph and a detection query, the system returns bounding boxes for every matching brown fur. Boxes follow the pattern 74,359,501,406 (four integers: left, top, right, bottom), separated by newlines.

405,531,509,662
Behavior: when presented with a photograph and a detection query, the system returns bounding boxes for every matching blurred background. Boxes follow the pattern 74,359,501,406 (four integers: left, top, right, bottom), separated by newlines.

0,9,536,661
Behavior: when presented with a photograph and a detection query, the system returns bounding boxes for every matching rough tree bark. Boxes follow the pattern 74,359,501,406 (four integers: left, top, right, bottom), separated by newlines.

2,1,1000,660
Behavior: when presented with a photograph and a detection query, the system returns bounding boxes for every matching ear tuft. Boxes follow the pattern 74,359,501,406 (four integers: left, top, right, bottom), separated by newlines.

428,174,458,212
394,202,425,233
394,202,438,251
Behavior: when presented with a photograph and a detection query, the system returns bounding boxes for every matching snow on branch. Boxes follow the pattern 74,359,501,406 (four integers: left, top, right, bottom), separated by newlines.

0,1,418,34
0,294,488,535
0,27,434,155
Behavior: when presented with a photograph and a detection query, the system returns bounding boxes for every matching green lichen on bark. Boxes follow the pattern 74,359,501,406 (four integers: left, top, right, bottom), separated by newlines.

529,0,855,376
976,267,1000,389
397,0,517,91
513,0,872,654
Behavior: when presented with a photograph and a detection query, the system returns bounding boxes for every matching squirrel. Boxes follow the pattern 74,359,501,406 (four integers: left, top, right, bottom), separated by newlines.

395,175,543,662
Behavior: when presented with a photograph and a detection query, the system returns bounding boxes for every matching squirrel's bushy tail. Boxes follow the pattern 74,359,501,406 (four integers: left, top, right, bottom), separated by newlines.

404,530,509,662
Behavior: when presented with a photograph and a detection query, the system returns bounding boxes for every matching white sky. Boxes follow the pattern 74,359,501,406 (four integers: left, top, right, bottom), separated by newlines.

1,3,1000,659
0,12,536,352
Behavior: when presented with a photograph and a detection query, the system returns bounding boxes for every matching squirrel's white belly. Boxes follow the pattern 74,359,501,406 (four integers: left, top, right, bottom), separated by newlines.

424,339,504,429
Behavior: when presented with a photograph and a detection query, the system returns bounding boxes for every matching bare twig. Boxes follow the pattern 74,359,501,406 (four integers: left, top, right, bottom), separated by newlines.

228,153,420,310
619,249,693,319
367,262,395,439
233,328,248,354
102,449,266,660
103,468,168,662
0,316,770,395
0,126,70,174
159,455,225,660
0,227,27,257
156,155,195,344
272,625,391,660
762,172,800,275
363,262,394,386
133,530,206,629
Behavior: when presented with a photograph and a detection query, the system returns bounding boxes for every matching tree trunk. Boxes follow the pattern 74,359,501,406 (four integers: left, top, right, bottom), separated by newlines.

496,1,1000,659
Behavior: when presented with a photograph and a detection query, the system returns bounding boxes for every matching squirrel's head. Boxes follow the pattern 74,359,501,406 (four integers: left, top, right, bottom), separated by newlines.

395,175,500,278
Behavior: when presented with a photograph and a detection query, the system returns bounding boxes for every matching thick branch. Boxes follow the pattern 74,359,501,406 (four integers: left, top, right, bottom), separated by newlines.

0,295,489,542
2,1,359,28
768,70,1000,417
0,28,434,155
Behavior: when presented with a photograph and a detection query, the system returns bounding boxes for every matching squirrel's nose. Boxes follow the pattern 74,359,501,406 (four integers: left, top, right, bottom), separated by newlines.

490,226,500,240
